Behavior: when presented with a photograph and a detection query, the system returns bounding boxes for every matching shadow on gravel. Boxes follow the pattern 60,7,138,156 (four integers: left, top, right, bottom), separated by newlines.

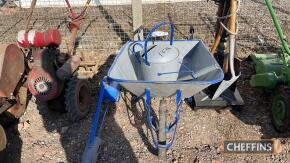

1,92,32,163
1,123,22,163
97,103,138,162
230,60,290,139
122,92,158,156
30,54,137,162
92,55,138,162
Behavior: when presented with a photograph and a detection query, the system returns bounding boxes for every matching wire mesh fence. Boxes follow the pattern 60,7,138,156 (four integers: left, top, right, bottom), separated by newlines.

142,0,216,45
0,0,134,53
238,0,290,56
0,0,290,56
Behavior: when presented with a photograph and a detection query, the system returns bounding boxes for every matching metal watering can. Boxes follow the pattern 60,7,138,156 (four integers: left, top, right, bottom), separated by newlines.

135,22,181,81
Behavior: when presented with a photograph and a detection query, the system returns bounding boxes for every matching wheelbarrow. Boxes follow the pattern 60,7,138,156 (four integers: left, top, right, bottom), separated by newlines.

81,22,224,162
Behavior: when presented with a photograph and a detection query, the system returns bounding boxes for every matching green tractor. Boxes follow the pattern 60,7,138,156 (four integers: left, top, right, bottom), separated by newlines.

250,0,290,132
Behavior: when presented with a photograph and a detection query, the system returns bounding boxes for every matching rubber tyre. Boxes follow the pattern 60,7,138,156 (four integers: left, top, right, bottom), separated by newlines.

271,85,290,132
65,78,91,122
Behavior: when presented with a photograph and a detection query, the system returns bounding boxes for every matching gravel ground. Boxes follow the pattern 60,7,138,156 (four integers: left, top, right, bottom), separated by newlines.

3,89,290,163
2,56,290,163
1,0,290,162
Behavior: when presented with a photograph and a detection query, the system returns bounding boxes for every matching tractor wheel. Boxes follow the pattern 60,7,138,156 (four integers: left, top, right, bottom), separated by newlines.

65,78,91,122
0,125,7,159
271,85,290,132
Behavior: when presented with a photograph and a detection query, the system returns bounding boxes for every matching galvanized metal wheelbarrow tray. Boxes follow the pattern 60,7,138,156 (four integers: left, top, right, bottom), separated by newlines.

108,40,224,98
81,22,224,162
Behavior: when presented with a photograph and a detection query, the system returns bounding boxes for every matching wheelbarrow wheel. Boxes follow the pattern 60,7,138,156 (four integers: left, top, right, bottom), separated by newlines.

65,78,91,122
158,99,167,162
271,85,290,132
0,124,6,154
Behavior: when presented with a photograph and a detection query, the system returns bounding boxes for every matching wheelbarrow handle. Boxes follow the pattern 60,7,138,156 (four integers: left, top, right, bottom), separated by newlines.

144,22,175,65
130,42,144,64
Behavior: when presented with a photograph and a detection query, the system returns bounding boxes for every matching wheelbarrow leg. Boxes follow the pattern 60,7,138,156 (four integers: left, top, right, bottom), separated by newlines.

158,99,167,162
145,89,182,161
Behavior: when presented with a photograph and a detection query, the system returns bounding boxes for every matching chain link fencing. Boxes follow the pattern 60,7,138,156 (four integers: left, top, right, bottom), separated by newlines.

0,0,289,56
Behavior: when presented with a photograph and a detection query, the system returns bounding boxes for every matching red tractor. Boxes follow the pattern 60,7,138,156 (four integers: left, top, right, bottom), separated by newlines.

0,0,92,154
17,28,91,121
0,29,91,158
15,0,92,121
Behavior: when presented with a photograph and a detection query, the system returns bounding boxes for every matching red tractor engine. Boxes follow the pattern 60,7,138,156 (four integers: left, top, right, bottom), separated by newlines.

17,29,61,48
28,49,63,101
21,26,91,122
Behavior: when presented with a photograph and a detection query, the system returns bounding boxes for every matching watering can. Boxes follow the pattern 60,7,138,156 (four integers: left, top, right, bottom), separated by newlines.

135,22,182,81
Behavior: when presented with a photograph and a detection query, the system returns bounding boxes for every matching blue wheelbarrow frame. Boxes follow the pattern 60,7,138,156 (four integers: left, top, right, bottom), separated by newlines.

81,22,224,162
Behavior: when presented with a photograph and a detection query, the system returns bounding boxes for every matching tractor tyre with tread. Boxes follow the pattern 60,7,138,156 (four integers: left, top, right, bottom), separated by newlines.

65,78,91,122
271,85,290,132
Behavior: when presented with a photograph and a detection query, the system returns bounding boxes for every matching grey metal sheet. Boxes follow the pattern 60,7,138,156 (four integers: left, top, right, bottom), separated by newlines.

108,40,224,98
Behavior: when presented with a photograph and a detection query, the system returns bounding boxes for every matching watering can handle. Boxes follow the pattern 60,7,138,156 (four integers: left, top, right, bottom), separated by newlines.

144,22,175,65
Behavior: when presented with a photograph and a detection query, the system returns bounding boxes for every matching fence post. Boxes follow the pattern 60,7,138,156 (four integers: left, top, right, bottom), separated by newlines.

132,0,143,41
